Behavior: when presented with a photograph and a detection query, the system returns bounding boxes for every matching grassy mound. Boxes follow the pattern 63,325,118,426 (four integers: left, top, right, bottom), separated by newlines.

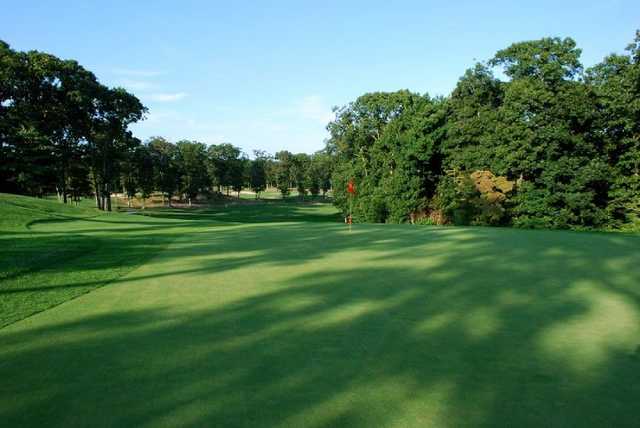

0,194,181,327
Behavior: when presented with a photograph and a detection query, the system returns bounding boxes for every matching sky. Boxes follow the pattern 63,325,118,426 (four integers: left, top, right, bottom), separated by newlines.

3,1,639,155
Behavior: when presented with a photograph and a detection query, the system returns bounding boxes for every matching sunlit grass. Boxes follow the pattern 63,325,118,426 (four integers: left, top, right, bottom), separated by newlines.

1,193,639,427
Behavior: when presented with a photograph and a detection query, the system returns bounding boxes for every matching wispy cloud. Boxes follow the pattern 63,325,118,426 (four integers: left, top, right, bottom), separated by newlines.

134,95,331,154
298,95,334,124
148,92,188,102
133,110,226,144
112,68,165,77
116,79,155,91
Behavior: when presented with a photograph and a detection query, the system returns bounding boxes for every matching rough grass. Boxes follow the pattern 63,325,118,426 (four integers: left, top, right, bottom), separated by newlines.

0,194,339,327
1,193,639,427
0,194,184,327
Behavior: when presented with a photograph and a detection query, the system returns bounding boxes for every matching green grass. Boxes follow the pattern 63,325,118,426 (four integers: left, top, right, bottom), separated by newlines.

238,188,331,201
1,193,640,427
239,188,296,199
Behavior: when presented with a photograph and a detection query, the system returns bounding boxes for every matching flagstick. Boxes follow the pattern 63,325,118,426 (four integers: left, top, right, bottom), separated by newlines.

347,179,355,233
349,193,352,233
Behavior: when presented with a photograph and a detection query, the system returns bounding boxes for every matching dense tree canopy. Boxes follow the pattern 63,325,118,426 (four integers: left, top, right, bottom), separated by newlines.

0,41,147,209
328,31,640,230
328,91,447,222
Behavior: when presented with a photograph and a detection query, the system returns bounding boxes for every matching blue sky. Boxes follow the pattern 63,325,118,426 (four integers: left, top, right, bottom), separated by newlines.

3,1,639,155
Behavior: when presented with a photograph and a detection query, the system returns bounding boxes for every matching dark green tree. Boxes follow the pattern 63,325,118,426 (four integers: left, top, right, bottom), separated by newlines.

292,153,310,199
176,140,208,206
249,150,269,198
148,136,179,207
134,144,155,209
207,143,241,195
328,90,446,222
275,150,293,199
230,154,247,198
586,31,640,228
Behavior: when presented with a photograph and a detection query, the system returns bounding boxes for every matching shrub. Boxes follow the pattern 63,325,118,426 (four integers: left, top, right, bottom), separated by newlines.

435,170,515,226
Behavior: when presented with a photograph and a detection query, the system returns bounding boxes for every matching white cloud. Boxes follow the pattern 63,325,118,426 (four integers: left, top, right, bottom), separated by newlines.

116,79,154,91
134,110,226,144
298,95,334,125
148,92,188,102
112,68,164,77
133,95,332,154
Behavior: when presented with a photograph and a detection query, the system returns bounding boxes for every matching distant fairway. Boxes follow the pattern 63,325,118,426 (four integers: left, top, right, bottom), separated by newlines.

1,193,639,427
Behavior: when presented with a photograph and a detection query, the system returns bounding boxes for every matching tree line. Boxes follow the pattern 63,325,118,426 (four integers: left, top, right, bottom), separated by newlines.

1,40,145,210
327,32,640,230
0,40,333,209
117,138,334,207
4,32,639,229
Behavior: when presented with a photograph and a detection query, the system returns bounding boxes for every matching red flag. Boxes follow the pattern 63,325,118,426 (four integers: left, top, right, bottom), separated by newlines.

347,179,355,195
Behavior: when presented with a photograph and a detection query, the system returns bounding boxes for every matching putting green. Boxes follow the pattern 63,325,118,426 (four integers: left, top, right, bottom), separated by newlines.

1,195,640,427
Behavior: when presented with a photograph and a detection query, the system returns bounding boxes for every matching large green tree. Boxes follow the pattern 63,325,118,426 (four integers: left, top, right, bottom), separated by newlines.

88,87,146,211
148,136,179,207
275,150,293,198
328,90,446,222
134,144,155,209
176,140,208,205
0,41,146,209
207,143,242,195
586,31,640,228
249,150,269,198
442,38,610,228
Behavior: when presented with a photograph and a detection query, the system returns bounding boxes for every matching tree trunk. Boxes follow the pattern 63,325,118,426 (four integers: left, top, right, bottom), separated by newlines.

96,188,104,210
92,173,102,210
105,183,112,211
61,166,68,204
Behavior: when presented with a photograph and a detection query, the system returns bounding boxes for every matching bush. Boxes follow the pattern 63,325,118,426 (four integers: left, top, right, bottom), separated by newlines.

435,170,515,226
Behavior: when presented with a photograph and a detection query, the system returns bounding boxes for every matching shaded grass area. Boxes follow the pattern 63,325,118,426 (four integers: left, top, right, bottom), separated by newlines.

237,188,332,200
238,188,301,200
0,194,340,328
147,200,341,223
0,194,182,327
1,193,640,426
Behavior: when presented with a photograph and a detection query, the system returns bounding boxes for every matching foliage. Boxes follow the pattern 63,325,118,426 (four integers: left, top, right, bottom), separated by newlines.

327,32,640,230
275,150,293,198
249,150,268,197
148,136,179,205
176,140,208,204
0,40,146,209
328,90,448,223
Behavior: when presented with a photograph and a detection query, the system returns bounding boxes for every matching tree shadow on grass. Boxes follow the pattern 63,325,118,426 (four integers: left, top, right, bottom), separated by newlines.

21,201,341,234
143,202,342,224
2,205,264,326
1,224,639,427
